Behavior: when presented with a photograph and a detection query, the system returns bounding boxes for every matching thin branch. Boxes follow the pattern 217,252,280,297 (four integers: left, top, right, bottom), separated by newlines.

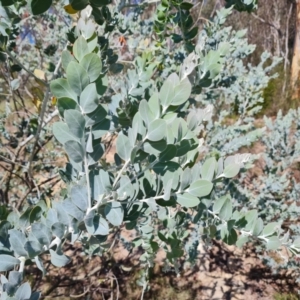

251,13,282,35
113,159,131,188
282,4,293,95
193,0,213,28
110,272,120,300
16,176,60,210
26,87,50,176
2,109,58,203
0,154,27,168
0,163,30,188
5,50,48,87
140,278,148,300
27,53,62,178
85,155,92,210
70,288,89,298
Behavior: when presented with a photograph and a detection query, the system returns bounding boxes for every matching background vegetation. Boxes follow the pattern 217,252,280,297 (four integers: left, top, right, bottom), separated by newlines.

1,0,300,299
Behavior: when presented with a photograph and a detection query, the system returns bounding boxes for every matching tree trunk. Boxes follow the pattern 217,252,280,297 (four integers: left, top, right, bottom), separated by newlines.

291,1,300,99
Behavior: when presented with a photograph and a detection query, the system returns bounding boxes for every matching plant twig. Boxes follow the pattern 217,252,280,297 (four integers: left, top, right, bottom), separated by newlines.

5,50,48,86
251,13,282,35
282,4,293,95
2,109,58,203
16,175,60,210
26,85,50,177
0,154,27,168
70,288,89,298
85,155,92,210
27,54,62,178
109,272,119,300
113,158,131,188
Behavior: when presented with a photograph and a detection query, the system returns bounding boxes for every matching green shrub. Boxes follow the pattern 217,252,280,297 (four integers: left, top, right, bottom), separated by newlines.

1,0,299,299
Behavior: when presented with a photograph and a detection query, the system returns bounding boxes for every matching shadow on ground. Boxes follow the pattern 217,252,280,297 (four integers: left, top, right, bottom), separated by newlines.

25,238,299,300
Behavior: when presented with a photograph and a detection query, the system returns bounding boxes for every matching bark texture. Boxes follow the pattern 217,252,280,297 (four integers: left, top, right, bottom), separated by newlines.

291,1,300,99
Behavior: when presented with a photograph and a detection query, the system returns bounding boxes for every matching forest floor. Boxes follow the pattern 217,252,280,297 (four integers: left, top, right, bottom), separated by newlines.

29,233,299,300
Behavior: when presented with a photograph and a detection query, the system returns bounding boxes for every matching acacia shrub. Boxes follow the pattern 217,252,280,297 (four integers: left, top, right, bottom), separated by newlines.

0,0,299,299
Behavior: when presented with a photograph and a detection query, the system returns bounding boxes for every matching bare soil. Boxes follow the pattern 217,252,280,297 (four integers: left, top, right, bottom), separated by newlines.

28,233,299,300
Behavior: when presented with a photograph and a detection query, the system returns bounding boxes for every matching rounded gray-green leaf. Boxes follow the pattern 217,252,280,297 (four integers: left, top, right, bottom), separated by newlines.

8,271,22,287
105,202,124,226
159,73,177,108
95,75,108,96
252,217,263,236
262,222,279,237
180,168,192,191
133,112,146,137
244,210,258,231
139,99,155,126
0,255,20,272
201,157,217,181
147,119,167,141
266,236,281,251
85,210,109,235
80,83,99,114
31,0,52,15
213,196,227,213
50,249,71,267
89,169,111,200
8,229,28,257
86,131,93,153
91,118,110,139
94,216,110,235
140,225,153,235
57,98,79,117
50,78,77,102
66,61,89,96
53,122,79,144
70,0,89,10
30,291,42,300
31,223,51,247
219,197,232,221
62,50,76,71
187,179,213,198
51,222,65,239
236,235,249,248
88,143,105,165
62,198,85,221
79,19,96,40
172,77,192,106
64,110,86,139
85,104,107,127
159,144,177,162
29,206,42,223
143,140,167,156
15,282,32,300
116,133,131,161
176,193,200,208
71,185,88,211
64,140,84,163
24,240,43,258
80,53,102,82
73,36,89,62
223,163,240,178
148,93,160,118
